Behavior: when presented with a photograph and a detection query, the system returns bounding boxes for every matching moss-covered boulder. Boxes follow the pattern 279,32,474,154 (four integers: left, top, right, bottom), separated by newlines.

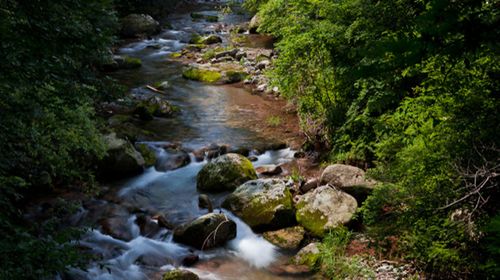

98,133,145,180
163,269,199,280
263,226,305,250
296,186,357,237
135,143,156,167
202,34,222,45
173,213,236,250
197,153,257,192
182,67,222,83
134,97,178,121
292,242,320,269
222,178,295,230
319,164,376,203
120,14,160,38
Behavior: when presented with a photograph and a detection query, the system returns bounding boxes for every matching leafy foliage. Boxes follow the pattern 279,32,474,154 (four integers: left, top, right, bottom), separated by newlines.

250,0,499,276
0,0,117,278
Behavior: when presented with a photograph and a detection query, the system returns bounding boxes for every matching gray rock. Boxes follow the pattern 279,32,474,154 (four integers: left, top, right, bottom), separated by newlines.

319,164,376,203
255,164,283,176
222,178,295,230
120,14,160,38
173,213,237,250
98,133,145,180
197,153,257,192
295,186,357,236
154,148,190,172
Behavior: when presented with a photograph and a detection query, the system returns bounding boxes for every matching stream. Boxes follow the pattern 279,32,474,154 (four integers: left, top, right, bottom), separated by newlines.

65,2,310,279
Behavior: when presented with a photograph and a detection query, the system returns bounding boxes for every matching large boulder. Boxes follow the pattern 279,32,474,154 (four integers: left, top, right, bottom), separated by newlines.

120,14,160,38
197,153,257,192
295,186,357,237
249,14,261,33
98,133,145,180
173,213,237,250
263,226,305,250
222,178,295,230
319,164,376,203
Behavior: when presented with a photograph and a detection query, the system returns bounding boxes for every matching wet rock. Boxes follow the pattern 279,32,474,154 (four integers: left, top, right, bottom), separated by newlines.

198,194,213,213
292,242,320,270
249,14,261,33
120,14,160,38
215,49,238,59
135,214,161,238
97,133,145,180
300,178,319,193
319,164,376,203
197,153,257,192
224,71,247,84
182,254,200,266
99,204,135,241
255,164,283,176
202,34,222,45
135,143,156,167
182,67,222,83
295,186,357,236
134,96,178,121
256,60,270,70
173,213,237,250
153,214,174,230
263,226,305,250
222,178,295,230
155,148,190,172
162,269,199,280
193,144,229,161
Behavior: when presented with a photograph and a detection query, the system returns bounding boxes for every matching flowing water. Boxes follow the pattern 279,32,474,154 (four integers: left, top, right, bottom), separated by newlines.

67,2,309,279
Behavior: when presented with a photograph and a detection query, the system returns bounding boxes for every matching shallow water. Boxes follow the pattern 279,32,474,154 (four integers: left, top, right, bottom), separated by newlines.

71,2,309,280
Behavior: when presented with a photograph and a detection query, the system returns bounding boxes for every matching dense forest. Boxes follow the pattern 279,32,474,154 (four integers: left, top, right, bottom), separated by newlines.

0,0,498,279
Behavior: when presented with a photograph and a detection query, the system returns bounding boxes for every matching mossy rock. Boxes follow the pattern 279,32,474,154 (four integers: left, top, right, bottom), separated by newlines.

134,97,178,121
135,143,156,167
202,35,222,45
263,226,305,250
97,133,145,180
296,186,357,237
206,15,219,22
163,269,199,280
170,52,182,58
190,12,205,19
182,67,222,83
292,243,320,269
222,178,295,230
189,33,204,44
224,71,247,84
197,153,257,192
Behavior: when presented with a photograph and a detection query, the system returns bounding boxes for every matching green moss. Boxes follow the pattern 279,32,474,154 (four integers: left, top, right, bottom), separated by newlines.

206,15,219,22
296,202,328,237
123,56,142,69
182,67,222,83
241,189,293,227
136,143,156,167
197,154,257,192
202,49,216,60
169,52,182,58
189,33,204,44
296,251,320,268
163,269,199,280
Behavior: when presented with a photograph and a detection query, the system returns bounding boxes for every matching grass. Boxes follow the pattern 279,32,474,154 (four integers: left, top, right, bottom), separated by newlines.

266,115,282,127
319,228,375,279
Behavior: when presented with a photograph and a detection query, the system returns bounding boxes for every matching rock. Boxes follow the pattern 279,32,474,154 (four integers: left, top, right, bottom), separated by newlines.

182,67,222,83
292,242,320,269
222,178,295,230
202,35,222,45
256,83,267,92
295,186,357,236
103,55,142,71
162,269,199,280
98,204,135,241
224,71,247,84
192,144,229,161
198,194,213,213
120,14,160,38
197,153,257,192
215,49,238,59
300,178,319,193
173,213,237,250
256,60,270,70
255,164,283,176
263,226,305,250
135,143,156,167
98,133,145,180
319,164,376,203
182,254,199,266
249,14,261,33
247,155,258,161
135,214,161,237
134,96,178,121
235,51,247,60
155,148,190,172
